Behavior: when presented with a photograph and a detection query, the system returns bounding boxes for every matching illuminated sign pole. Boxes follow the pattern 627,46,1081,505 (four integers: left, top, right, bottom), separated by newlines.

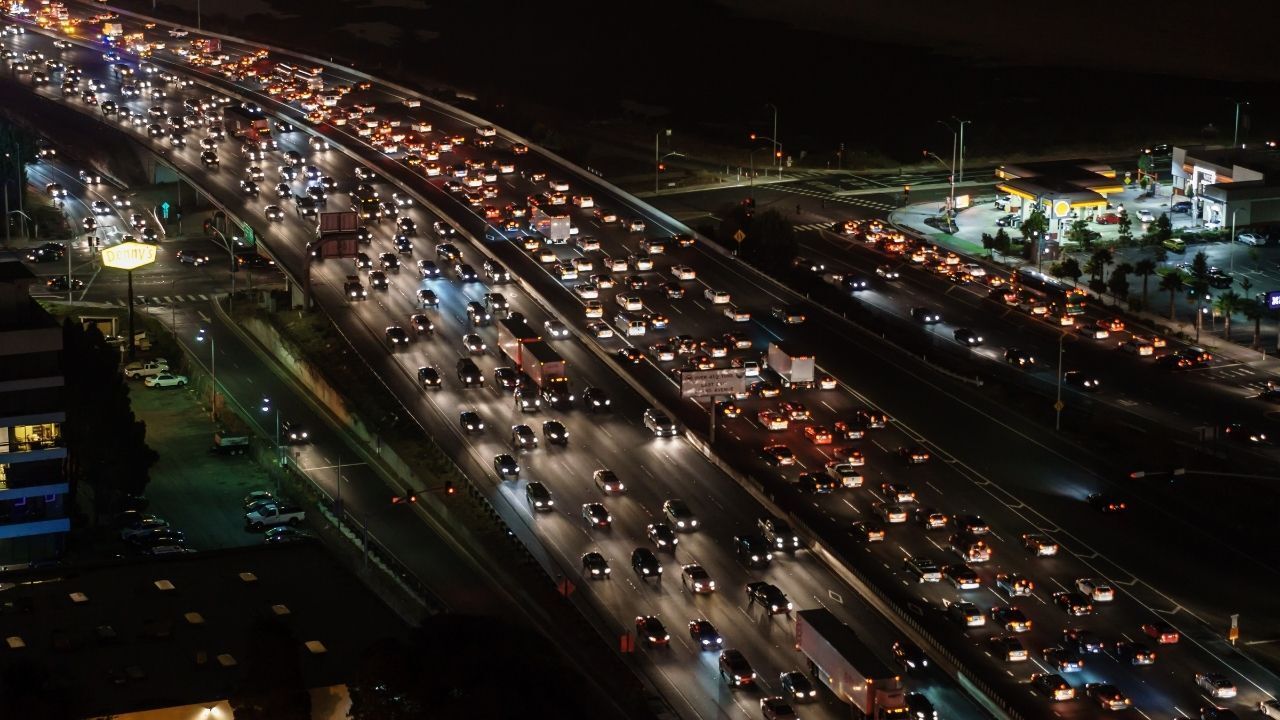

101,242,158,359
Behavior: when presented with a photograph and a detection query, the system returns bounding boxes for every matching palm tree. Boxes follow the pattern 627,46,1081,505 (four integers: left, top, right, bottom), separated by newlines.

1088,248,1114,282
1214,290,1242,341
1243,298,1264,347
1134,259,1157,309
1158,271,1185,321
1109,262,1133,306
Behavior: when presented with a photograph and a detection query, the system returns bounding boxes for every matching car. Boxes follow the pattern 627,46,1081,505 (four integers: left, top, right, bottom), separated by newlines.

898,446,931,465
954,328,983,346
1196,673,1237,699
881,482,915,503
263,526,310,544
176,250,210,266
635,615,670,646
1032,673,1075,701
1084,683,1131,711
944,600,985,627
1113,640,1156,665
119,515,171,541
1224,423,1269,444
779,671,817,703
904,556,942,583
368,270,388,290
1076,577,1115,602
459,410,484,433
646,522,679,551
1004,347,1036,367
1063,371,1101,391
995,573,1034,597
280,421,309,444
1063,627,1106,654
1042,645,1085,673
581,551,610,578
1237,231,1265,246
462,334,486,354
1262,701,1280,719
1201,708,1240,720
874,502,909,524
144,372,189,388
663,499,698,530
734,534,774,568
760,444,796,466
719,650,756,687
826,462,864,488
889,639,930,672
1020,533,1059,556
771,305,806,324
990,634,1028,662
944,563,982,590
582,503,612,529
1096,212,1122,225
384,325,410,348
631,547,662,578
910,307,941,323
1087,492,1127,513
680,563,715,593
803,425,833,445
493,453,520,478
1053,591,1094,616
760,697,799,720
688,619,723,649
511,423,539,449
582,387,612,413
990,605,1031,632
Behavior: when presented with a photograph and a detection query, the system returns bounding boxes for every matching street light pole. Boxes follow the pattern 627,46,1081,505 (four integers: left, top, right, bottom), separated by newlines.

654,128,671,194
1230,207,1241,273
1234,101,1249,148
1055,333,1065,431
767,104,779,175
955,118,971,183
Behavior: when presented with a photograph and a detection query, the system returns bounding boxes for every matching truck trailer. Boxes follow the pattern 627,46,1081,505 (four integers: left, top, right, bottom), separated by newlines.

521,341,573,407
794,609,908,719
767,342,816,389
497,317,541,367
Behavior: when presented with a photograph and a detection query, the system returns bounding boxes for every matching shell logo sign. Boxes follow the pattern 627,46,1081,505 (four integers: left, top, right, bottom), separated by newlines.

101,241,157,271
1052,200,1072,218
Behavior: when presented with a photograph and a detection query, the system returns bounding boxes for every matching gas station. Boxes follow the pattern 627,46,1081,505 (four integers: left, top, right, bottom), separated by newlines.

994,160,1127,231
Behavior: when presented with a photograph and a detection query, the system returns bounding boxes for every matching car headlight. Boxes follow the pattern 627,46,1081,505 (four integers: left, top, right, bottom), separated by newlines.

750,555,759,562
676,520,685,527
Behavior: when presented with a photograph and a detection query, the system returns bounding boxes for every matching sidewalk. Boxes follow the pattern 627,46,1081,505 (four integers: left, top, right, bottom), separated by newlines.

890,196,1280,376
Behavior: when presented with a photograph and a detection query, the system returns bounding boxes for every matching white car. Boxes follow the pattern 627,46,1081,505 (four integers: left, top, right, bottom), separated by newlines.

704,288,730,304
574,283,599,299
671,265,697,281
1137,210,1156,223
144,372,189,388
1076,577,1114,602
1236,231,1264,246
123,359,170,379
587,321,614,338
616,294,644,312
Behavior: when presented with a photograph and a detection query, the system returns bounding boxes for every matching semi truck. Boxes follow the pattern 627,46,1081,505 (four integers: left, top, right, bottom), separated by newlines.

532,205,571,244
224,103,271,140
795,609,909,719
522,341,573,407
767,342,815,389
497,318,572,405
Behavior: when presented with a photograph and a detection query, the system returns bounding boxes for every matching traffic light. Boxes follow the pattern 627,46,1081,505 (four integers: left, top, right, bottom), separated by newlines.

749,132,757,141
775,150,783,159
657,163,665,172
444,480,456,496
391,494,418,504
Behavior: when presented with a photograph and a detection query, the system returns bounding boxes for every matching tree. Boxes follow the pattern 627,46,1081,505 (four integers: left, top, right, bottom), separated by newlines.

1108,262,1133,305
61,321,159,519
228,617,311,720
1243,297,1265,347
1214,290,1242,341
1066,219,1093,251
0,119,37,218
1087,248,1113,282
1051,257,1083,286
1133,258,1157,309
1021,207,1048,246
993,228,1012,256
1117,212,1134,245
1154,213,1173,242
1158,271,1185,320
981,232,996,259
1191,250,1210,283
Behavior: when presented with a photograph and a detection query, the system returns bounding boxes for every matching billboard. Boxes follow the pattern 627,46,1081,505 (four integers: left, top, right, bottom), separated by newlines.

101,241,157,270
680,368,746,398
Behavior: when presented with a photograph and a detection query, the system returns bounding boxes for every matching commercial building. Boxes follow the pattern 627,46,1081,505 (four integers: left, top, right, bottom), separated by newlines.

0,259,69,565
994,159,1125,225
1170,145,1280,230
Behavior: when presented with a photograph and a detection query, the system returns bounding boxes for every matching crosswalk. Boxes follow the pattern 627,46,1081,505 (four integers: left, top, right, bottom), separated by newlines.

794,222,835,232
115,293,213,307
771,183,896,211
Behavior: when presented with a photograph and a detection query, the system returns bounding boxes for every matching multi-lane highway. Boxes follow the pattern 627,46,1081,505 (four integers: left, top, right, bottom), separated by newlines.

5,7,1280,720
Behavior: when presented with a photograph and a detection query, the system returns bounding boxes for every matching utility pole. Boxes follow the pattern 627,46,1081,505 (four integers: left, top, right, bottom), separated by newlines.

654,129,670,194
1054,334,1065,431
1234,101,1249,148
956,118,971,183
767,103,779,176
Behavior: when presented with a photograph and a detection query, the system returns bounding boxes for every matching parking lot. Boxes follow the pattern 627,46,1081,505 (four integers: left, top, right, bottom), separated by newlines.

128,381,277,552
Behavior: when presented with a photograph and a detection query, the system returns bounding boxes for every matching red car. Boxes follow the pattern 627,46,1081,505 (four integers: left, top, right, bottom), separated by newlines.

1140,621,1179,644
1096,212,1122,225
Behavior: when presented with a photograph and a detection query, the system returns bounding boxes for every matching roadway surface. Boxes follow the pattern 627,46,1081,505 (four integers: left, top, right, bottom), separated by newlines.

7,10,1280,720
